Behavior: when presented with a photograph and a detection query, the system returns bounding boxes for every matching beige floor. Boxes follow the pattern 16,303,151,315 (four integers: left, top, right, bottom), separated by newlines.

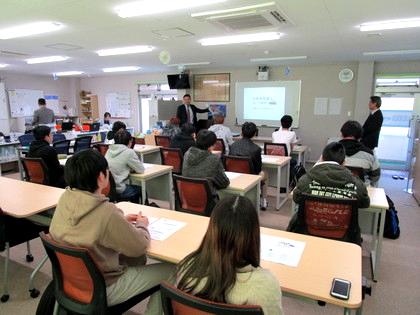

1,169,419,315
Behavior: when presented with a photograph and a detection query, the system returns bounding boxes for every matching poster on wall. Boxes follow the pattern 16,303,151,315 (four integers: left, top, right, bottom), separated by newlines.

193,73,230,102
208,104,227,119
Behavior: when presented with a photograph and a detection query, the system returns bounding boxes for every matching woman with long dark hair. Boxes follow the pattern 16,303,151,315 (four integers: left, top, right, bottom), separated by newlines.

176,196,283,314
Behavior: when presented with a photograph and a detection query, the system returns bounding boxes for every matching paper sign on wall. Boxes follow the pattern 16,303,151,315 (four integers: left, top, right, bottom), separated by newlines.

328,98,342,115
314,97,328,115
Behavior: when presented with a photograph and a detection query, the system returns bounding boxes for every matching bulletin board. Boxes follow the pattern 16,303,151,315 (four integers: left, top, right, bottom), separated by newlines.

193,73,230,102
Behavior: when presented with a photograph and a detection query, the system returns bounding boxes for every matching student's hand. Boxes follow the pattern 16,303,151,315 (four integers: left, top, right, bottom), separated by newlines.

125,214,138,222
136,214,149,227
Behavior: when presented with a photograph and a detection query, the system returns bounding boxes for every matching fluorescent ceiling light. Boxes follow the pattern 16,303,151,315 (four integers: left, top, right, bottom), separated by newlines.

363,49,420,56
0,21,64,40
102,66,141,73
199,32,283,46
376,78,419,86
167,62,211,66
250,56,307,62
26,56,69,64
191,2,275,18
0,64,8,68
54,71,84,76
360,18,420,32
96,45,154,56
115,0,226,18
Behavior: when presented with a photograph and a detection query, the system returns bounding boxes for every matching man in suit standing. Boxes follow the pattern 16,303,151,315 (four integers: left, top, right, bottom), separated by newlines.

176,94,209,129
362,96,383,150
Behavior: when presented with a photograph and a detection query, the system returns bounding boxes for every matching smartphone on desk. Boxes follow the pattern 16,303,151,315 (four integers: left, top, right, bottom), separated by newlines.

330,278,351,300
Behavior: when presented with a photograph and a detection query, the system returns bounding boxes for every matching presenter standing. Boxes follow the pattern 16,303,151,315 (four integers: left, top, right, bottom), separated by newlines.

176,94,209,130
361,96,383,150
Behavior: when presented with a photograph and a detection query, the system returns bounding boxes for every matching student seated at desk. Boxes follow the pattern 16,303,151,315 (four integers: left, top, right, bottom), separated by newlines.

105,121,126,144
27,125,65,188
176,196,283,315
170,123,196,155
182,130,230,199
208,112,234,154
272,115,298,156
290,142,370,244
339,120,381,186
161,117,181,140
230,122,268,210
105,130,145,203
49,149,174,313
101,111,112,131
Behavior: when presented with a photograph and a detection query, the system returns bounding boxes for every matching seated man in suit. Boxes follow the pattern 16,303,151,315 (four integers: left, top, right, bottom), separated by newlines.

176,94,209,130
170,123,196,155
230,122,268,210
27,125,65,188
290,142,370,244
339,120,381,186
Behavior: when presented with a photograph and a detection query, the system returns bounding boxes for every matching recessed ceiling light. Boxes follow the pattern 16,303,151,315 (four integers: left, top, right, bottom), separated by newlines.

96,45,154,56
250,56,307,62
0,21,64,40
359,18,420,32
115,0,226,18
102,66,141,73
54,71,84,76
0,64,8,68
199,32,283,46
191,2,275,18
26,56,69,64
363,49,420,56
167,62,211,66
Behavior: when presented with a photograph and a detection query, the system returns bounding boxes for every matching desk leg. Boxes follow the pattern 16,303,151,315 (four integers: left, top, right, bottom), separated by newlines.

168,171,174,210
276,165,281,209
28,255,48,296
141,180,147,205
18,151,24,180
372,208,386,282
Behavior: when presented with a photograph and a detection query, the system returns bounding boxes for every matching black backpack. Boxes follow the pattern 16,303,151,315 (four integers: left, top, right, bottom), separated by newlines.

383,195,400,239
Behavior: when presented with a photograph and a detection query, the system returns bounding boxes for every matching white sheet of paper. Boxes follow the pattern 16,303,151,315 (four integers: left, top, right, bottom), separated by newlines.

59,158,68,166
314,97,328,115
143,164,153,169
262,156,280,163
261,234,306,267
329,98,342,115
225,172,241,180
148,218,186,241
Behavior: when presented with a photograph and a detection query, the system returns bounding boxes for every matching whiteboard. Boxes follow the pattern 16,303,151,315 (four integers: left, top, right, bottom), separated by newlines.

105,91,131,118
8,89,44,118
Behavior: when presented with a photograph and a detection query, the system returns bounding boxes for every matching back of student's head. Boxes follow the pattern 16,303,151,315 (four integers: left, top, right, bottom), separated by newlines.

114,129,132,146
177,196,260,302
242,122,258,139
370,96,382,108
65,149,108,193
107,121,126,140
341,120,363,140
38,98,46,106
196,129,217,150
322,142,345,164
181,123,195,136
33,125,51,140
281,115,293,129
169,116,180,126
104,112,111,119
213,112,224,124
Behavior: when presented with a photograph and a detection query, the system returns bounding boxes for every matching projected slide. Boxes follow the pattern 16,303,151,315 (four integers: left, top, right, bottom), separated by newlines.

244,87,286,120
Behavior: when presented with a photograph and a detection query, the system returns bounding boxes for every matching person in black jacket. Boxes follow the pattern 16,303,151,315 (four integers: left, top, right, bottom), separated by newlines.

176,94,209,129
170,123,196,155
362,96,383,150
27,126,65,188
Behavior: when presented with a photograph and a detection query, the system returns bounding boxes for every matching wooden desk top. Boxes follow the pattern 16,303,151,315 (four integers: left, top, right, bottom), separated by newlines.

262,155,291,166
0,177,64,218
117,202,362,309
367,187,388,209
129,163,172,180
133,144,160,154
223,172,261,192
292,145,308,153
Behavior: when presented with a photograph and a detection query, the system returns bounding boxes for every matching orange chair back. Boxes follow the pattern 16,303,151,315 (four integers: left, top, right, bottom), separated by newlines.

155,135,171,147
264,142,288,156
223,155,253,174
213,139,225,155
134,137,145,145
22,158,49,185
160,148,183,174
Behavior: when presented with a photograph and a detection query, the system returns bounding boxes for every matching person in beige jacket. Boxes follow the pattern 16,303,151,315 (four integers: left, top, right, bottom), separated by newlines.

176,196,283,314
49,149,174,314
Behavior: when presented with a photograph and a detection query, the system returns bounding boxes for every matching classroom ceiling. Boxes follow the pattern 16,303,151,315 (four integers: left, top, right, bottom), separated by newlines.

0,0,419,77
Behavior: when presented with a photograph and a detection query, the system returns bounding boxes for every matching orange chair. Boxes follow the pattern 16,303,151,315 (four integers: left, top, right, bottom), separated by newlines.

264,142,288,156
160,281,263,315
173,175,215,216
223,155,253,174
22,158,49,185
213,139,226,155
134,137,146,145
345,166,366,182
155,135,171,147
160,148,183,174
39,232,159,314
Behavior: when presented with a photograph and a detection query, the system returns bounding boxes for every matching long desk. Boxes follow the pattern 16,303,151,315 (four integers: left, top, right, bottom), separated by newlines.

118,202,362,314
133,145,161,164
220,172,261,210
129,164,174,209
262,155,291,209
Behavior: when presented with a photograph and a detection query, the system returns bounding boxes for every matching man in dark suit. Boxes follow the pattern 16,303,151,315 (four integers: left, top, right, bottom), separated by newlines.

176,94,209,129
362,96,383,150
